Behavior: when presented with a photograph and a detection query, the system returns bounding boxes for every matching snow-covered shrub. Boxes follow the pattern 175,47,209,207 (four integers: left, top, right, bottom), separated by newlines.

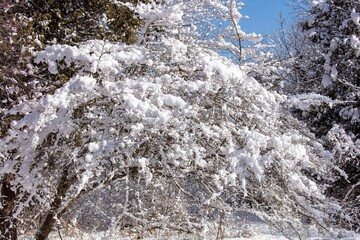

0,0,353,239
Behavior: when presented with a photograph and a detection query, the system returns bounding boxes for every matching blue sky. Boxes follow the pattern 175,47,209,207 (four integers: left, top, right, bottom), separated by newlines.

240,0,293,36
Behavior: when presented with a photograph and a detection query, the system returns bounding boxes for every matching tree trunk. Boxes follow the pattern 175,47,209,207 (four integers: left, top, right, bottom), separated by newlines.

0,174,17,240
35,167,76,240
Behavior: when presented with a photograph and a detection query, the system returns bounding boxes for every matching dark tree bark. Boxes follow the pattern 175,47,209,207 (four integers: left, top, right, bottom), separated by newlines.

35,167,77,240
0,174,17,240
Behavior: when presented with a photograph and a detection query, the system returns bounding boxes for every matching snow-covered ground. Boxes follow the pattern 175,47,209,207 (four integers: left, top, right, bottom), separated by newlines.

19,222,360,240
19,227,287,240
18,210,360,240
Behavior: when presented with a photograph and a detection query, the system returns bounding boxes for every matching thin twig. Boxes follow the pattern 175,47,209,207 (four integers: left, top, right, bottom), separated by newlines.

57,226,63,240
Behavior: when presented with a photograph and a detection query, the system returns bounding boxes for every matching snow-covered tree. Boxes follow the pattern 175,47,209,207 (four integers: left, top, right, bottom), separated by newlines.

283,0,360,232
0,0,355,239
189,0,263,63
297,0,359,134
0,2,37,239
1,0,146,239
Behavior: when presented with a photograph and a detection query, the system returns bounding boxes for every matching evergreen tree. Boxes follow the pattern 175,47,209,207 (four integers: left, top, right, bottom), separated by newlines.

289,0,360,231
28,0,145,45
0,1,146,239
299,0,359,136
0,1,34,239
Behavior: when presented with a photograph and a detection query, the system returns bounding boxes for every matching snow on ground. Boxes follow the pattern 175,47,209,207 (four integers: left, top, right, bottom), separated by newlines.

18,232,360,239
18,226,288,240
18,212,360,240
18,222,360,240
